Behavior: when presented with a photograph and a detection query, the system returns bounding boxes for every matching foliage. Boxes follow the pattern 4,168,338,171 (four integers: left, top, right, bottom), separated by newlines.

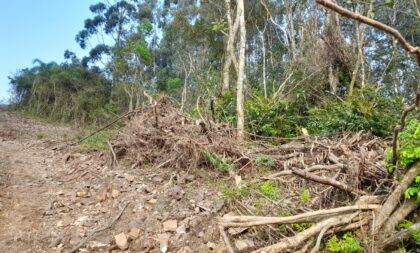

202,149,234,172
404,176,420,201
384,119,420,200
36,133,45,140
326,233,364,253
78,129,115,151
9,61,114,125
299,189,311,203
260,181,280,200
291,223,311,232
255,155,275,168
397,119,420,168
222,184,251,200
307,87,402,137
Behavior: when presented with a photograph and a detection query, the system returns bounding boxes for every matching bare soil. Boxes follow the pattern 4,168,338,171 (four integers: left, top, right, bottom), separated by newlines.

0,110,226,253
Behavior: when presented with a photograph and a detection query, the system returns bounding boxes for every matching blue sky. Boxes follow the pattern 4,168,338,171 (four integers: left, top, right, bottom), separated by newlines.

0,0,99,103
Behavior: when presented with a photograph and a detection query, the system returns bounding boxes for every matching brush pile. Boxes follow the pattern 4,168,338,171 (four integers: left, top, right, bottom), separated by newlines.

111,97,417,252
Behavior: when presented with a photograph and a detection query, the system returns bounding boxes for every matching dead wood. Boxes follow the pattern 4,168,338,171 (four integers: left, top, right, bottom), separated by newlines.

381,199,419,240
290,167,367,196
251,213,359,253
374,162,420,233
218,204,379,227
380,222,420,251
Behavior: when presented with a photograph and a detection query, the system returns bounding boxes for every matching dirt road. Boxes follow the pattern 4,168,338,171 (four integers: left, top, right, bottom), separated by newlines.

0,110,224,253
0,111,73,252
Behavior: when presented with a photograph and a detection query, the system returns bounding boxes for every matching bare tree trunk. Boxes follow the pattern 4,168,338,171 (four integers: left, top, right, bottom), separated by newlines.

261,28,267,98
222,0,240,95
180,53,193,111
236,0,246,142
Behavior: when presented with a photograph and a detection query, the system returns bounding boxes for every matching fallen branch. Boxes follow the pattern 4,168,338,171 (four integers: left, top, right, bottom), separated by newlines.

380,222,420,250
219,225,235,253
290,167,367,196
251,213,359,253
66,202,129,253
381,198,419,240
218,204,379,227
374,162,420,232
264,164,344,179
107,141,120,169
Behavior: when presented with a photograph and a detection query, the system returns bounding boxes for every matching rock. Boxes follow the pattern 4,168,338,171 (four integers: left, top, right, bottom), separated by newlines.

234,239,255,251
185,174,195,182
44,210,57,216
163,219,178,232
128,228,140,239
148,198,157,204
227,227,248,235
152,176,164,183
114,233,128,250
57,191,64,196
76,191,89,198
126,175,135,182
176,224,187,234
88,241,108,250
74,216,90,226
157,233,170,253
49,238,62,248
215,247,227,253
111,189,120,198
206,242,217,250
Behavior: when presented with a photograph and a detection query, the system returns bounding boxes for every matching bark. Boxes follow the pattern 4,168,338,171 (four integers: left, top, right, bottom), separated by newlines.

373,162,420,233
222,0,240,94
381,199,419,240
236,0,246,142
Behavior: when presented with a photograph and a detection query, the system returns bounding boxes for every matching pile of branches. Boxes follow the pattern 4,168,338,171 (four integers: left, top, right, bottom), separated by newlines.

114,96,244,170
218,131,419,252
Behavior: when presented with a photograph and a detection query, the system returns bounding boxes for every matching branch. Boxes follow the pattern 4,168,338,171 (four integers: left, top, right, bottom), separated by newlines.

315,0,420,65
391,90,420,167
291,167,367,196
374,162,420,232
218,204,379,227
381,222,420,250
251,213,359,253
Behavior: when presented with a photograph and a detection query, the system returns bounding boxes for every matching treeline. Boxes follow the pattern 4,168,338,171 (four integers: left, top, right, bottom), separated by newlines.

9,0,419,136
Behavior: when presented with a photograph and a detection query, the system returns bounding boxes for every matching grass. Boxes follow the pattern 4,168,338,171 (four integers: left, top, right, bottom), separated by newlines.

77,129,116,151
36,132,45,140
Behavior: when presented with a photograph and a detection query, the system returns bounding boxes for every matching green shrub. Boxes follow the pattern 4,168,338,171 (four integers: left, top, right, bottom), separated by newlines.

307,87,402,137
202,149,234,172
79,130,115,151
385,119,420,200
327,233,364,253
255,155,275,168
260,181,280,200
300,189,311,203
36,133,45,140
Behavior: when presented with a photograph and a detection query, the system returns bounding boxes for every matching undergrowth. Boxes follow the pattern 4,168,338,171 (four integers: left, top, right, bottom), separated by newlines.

77,129,116,151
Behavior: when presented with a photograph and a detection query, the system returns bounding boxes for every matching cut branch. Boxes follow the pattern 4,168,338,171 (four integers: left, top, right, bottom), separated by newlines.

290,167,367,196
218,204,379,227
374,162,420,232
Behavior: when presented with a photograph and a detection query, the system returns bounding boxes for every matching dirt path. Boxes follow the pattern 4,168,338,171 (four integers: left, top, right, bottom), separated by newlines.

0,111,73,252
0,111,226,253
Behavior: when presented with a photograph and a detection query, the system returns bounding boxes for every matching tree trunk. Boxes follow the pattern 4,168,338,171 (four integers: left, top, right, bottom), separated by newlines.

236,0,246,142
222,0,240,95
